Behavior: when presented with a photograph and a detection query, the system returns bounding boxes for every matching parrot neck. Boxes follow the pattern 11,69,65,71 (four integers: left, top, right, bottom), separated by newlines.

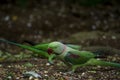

61,45,67,54
58,45,68,59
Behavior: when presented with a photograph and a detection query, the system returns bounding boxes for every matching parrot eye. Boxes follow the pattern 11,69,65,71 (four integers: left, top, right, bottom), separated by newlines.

47,48,53,55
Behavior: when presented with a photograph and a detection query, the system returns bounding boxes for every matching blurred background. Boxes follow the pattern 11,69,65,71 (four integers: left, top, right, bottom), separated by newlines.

0,0,120,48
0,1,120,79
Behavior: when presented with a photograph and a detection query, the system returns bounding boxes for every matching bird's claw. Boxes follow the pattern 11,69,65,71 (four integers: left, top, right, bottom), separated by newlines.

48,54,56,65
48,60,54,65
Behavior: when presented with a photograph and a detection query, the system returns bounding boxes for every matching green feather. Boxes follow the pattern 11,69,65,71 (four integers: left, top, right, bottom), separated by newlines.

86,58,120,68
0,39,49,58
66,44,81,50
33,43,49,51
64,50,95,65
48,41,120,73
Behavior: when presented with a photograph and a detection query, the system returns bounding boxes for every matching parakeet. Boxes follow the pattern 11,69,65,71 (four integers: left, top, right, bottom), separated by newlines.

0,39,81,63
1,39,120,73
0,39,55,63
47,41,120,73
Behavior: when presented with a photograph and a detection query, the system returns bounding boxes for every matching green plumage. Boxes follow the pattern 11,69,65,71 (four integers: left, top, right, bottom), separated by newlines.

87,58,120,68
1,39,120,73
0,39,80,64
33,43,49,51
48,42,120,73
0,39,49,57
0,39,56,63
64,51,95,65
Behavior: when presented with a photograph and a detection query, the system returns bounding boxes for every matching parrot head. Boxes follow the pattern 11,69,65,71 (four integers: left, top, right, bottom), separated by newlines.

47,41,66,55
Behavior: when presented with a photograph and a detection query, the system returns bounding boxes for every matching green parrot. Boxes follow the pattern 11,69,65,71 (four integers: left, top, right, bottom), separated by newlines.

0,39,81,63
0,39,55,63
1,39,120,73
47,41,120,73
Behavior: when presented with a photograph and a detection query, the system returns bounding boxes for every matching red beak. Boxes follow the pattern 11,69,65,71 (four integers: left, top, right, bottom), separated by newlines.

47,48,53,55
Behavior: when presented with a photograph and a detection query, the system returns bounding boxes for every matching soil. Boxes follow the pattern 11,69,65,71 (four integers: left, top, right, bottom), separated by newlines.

0,0,120,80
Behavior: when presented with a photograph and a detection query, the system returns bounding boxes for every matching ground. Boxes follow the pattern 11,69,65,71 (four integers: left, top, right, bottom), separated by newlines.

0,0,120,80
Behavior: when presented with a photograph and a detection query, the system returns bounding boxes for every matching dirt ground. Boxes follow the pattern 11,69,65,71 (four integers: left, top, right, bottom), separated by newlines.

0,0,120,80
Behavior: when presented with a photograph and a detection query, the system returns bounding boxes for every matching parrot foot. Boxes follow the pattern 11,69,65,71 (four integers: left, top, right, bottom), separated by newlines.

48,61,54,65
48,54,56,65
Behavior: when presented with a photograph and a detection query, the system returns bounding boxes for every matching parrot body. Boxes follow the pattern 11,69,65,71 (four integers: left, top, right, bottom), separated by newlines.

0,39,81,63
1,39,120,73
0,39,56,63
48,41,120,73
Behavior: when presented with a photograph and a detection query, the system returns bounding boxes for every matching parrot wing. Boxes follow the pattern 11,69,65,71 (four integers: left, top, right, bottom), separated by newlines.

64,49,96,65
66,44,81,50
33,43,49,51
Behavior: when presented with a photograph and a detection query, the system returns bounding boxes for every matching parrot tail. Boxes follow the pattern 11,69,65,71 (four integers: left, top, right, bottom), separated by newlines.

0,39,49,58
87,58,120,68
0,39,30,48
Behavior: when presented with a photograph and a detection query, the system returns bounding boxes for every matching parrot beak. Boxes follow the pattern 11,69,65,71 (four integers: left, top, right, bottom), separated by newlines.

47,48,53,55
